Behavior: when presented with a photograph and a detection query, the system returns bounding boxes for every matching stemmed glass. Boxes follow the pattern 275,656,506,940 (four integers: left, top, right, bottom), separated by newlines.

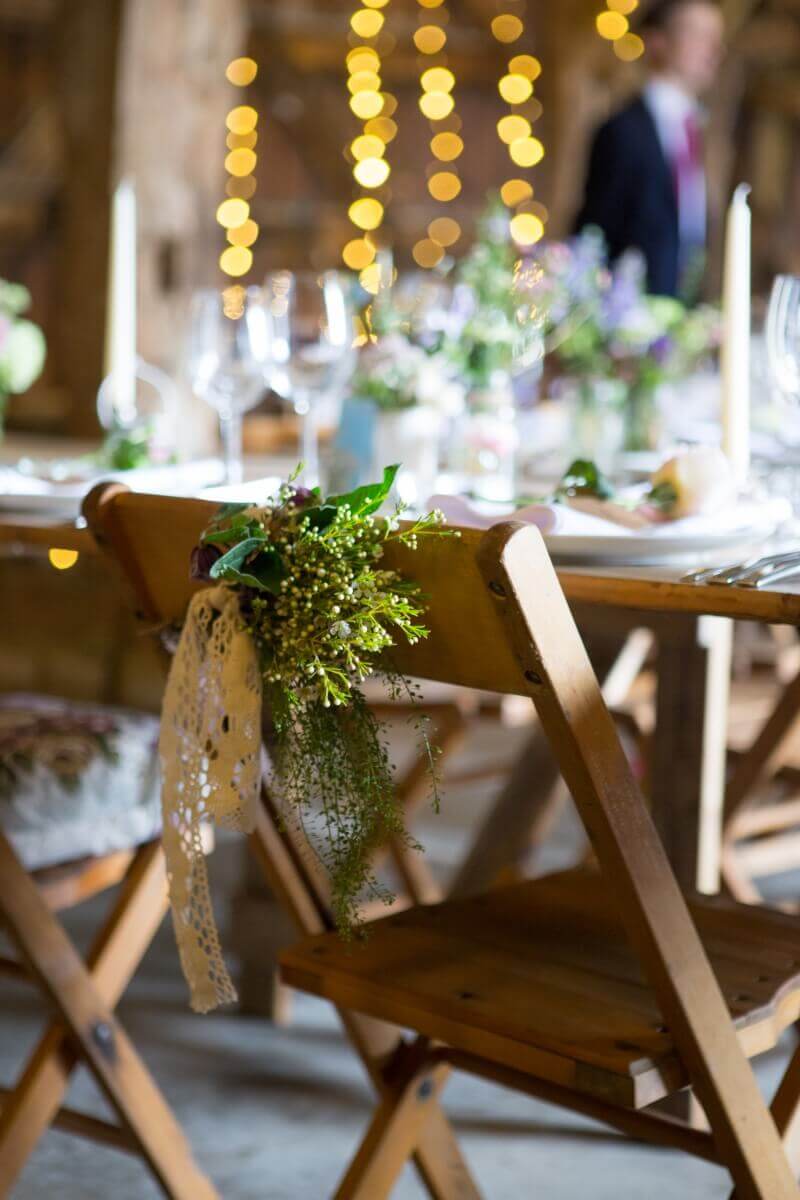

186,287,273,484
766,276,800,406
265,271,355,488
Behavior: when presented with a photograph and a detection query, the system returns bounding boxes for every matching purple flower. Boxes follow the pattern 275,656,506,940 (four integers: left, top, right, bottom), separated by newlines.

190,543,222,581
288,486,316,508
650,334,673,364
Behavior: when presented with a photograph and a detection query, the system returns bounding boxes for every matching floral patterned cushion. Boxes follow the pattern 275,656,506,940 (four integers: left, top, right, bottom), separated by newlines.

0,694,161,870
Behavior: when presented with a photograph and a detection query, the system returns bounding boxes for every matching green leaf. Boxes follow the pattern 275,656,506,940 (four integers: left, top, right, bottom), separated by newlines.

327,464,400,516
556,459,614,501
209,537,284,592
646,481,678,513
214,502,250,521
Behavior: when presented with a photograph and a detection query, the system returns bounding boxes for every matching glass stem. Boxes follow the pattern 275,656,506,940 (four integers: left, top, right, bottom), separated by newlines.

299,393,320,488
220,411,243,485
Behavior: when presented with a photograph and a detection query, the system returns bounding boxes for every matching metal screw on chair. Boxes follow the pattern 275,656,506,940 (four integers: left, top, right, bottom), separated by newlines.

488,581,506,597
524,669,543,685
91,1019,117,1062
417,1078,434,1101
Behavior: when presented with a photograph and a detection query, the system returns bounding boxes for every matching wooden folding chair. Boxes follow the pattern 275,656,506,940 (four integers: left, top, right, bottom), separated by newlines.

0,726,216,1197
272,520,800,1199
84,483,483,1199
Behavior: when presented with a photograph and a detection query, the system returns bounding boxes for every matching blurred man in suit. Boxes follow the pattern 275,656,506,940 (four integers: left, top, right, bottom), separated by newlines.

575,0,725,298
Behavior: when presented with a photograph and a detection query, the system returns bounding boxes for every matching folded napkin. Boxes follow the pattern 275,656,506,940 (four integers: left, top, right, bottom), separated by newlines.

429,493,792,541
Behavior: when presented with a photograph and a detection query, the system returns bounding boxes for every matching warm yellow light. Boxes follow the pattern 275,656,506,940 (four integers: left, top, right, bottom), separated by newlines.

226,175,257,199
347,48,380,73
359,262,385,294
509,136,545,167
497,114,531,144
348,70,382,95
363,0,389,8
216,197,250,228
421,66,455,94
608,0,638,12
226,105,258,134
351,134,386,161
350,8,384,37
428,216,461,247
222,285,246,319
226,57,258,87
509,54,542,81
227,218,259,247
226,130,257,151
528,200,549,222
428,170,461,201
220,245,253,276
353,156,391,187
48,547,78,570
380,92,398,116
430,131,463,161
501,178,533,206
491,13,524,42
613,31,645,60
524,96,544,122
349,197,384,230
342,237,376,269
417,0,445,7
225,147,257,176
364,116,397,143
498,74,533,104
419,91,455,120
350,90,385,119
510,212,545,245
414,25,447,53
412,238,445,269
596,10,629,39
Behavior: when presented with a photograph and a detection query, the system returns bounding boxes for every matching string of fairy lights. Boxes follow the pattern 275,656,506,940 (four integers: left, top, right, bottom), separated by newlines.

595,0,645,61
215,56,261,315
341,0,398,292
411,0,464,269
490,5,548,248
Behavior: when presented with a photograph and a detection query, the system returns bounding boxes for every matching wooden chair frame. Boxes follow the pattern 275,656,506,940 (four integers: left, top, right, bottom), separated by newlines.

281,519,800,1200
83,483,484,1200
0,833,218,1197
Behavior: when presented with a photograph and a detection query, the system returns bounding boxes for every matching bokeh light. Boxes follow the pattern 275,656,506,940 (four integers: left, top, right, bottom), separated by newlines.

48,548,78,570
364,115,397,142
421,66,455,93
227,218,259,247
497,114,531,144
509,136,545,167
350,91,385,119
216,197,250,228
225,105,258,134
428,216,461,246
430,131,463,160
350,8,384,37
414,25,447,53
226,57,258,86
501,178,533,206
596,10,629,38
613,32,645,60
226,175,257,199
353,156,391,187
419,91,454,120
509,212,545,245
348,70,382,94
348,197,385,230
351,133,386,160
225,147,257,176
427,170,461,201
491,14,523,42
342,237,376,269
412,238,445,268
498,73,534,104
219,245,253,276
509,54,542,81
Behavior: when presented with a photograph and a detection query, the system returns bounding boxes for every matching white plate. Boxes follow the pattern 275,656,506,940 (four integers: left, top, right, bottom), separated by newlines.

545,511,786,566
0,460,227,517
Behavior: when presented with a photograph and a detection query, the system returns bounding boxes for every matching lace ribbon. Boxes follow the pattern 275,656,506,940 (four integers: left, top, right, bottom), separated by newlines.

159,586,262,1012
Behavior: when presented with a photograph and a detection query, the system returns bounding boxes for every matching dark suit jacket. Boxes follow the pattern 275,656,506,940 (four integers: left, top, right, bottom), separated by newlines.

575,96,680,297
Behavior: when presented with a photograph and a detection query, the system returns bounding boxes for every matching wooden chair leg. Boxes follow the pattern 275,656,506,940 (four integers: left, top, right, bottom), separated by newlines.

728,1034,800,1198
0,840,169,1190
251,790,481,1199
334,1040,452,1200
0,835,216,1200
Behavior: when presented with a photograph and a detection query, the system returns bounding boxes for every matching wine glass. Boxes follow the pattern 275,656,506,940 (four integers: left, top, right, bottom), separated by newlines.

265,271,355,487
186,287,272,484
766,276,800,406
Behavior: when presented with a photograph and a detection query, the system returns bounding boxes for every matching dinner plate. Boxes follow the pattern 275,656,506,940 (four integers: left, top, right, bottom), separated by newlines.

0,460,227,517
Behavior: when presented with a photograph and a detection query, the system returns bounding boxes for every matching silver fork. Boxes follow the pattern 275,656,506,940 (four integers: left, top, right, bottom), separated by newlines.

681,552,798,585
736,553,800,588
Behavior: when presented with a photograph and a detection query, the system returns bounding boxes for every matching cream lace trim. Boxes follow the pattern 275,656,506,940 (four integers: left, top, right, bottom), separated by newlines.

159,586,262,1013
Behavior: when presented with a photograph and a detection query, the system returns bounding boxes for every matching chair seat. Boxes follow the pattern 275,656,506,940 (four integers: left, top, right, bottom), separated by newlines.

0,693,161,870
281,869,800,1110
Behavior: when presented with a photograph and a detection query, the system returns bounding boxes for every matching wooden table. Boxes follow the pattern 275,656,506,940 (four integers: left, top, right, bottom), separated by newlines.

5,510,800,895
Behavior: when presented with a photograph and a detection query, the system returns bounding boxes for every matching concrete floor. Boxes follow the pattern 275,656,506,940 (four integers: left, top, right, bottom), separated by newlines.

2,716,797,1199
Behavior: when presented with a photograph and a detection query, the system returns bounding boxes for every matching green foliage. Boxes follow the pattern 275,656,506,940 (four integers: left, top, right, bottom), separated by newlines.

556,458,614,501
0,280,46,404
196,469,454,933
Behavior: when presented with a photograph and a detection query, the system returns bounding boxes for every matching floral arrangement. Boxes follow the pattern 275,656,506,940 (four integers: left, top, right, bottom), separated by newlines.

191,465,451,932
0,281,46,430
533,228,720,388
351,332,465,417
